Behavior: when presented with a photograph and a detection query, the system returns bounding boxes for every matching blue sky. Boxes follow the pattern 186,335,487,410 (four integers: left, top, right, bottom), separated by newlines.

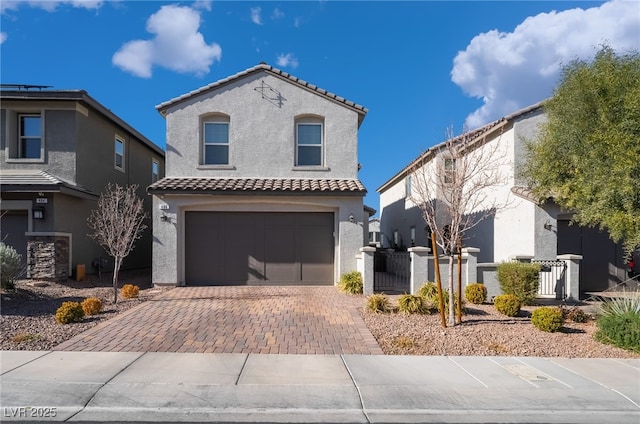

2,0,639,211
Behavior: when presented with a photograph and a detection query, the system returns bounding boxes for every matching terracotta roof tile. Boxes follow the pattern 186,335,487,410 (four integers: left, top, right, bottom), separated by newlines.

148,178,367,195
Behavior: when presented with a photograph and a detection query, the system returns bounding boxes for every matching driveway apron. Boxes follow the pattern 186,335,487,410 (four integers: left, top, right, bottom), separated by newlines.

55,286,383,354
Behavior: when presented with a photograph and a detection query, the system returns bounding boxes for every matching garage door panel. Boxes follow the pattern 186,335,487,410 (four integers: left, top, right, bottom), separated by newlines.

185,212,334,286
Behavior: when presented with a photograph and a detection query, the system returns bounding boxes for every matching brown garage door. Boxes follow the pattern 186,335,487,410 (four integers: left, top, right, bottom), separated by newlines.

185,212,334,286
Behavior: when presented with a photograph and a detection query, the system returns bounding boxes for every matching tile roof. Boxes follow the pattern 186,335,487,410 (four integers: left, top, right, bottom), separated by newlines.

148,178,367,195
155,63,368,118
0,170,97,197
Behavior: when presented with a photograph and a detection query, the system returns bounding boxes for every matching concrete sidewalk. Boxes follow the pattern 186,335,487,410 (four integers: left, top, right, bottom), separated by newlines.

1,351,639,423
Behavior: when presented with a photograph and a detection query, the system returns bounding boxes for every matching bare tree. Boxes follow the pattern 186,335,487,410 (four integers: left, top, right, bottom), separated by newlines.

87,184,147,303
409,126,509,326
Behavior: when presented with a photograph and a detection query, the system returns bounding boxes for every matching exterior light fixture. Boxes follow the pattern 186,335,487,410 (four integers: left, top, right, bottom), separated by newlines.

349,213,355,223
33,208,44,219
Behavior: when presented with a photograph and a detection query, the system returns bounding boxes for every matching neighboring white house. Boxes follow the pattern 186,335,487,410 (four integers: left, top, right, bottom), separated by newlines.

148,63,369,286
377,102,630,294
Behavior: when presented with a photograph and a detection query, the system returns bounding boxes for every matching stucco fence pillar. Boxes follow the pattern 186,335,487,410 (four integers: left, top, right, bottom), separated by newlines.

358,247,376,296
558,254,582,302
408,246,430,294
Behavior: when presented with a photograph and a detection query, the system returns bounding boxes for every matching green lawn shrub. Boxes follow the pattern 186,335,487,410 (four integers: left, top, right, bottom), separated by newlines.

497,262,541,305
55,301,85,324
338,271,363,295
595,312,640,353
465,283,487,304
493,294,521,317
0,242,23,290
366,293,391,313
531,306,564,332
397,294,429,314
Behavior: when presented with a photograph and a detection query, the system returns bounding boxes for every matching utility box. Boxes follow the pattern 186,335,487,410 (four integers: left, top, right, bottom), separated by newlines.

76,264,86,281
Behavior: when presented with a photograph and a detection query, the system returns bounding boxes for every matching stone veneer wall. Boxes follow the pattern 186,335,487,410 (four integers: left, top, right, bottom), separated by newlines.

26,234,70,281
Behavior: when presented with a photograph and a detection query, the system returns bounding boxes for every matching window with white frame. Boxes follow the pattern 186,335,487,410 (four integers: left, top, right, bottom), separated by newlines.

115,137,125,170
405,175,412,197
296,117,323,166
203,117,230,165
19,114,42,159
152,159,160,182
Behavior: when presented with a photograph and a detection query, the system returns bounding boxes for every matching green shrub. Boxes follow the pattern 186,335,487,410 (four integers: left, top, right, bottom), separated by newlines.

465,283,487,304
562,306,589,323
418,282,438,299
55,301,85,324
497,262,541,305
82,297,103,315
494,294,521,317
397,294,430,314
417,282,463,313
599,293,640,316
0,242,23,290
366,293,391,313
338,271,363,295
121,284,140,299
531,307,564,332
595,312,640,353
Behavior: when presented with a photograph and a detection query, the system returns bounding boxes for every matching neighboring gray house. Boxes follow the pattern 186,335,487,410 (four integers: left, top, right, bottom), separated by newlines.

148,63,369,286
378,103,628,294
0,88,165,280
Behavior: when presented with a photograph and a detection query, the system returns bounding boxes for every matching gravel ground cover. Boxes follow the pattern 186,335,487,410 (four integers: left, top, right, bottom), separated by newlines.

1,269,169,351
361,300,640,358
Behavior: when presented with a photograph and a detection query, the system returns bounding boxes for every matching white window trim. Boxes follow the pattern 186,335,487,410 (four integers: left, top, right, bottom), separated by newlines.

295,121,324,167
115,136,125,172
202,119,230,166
6,111,45,163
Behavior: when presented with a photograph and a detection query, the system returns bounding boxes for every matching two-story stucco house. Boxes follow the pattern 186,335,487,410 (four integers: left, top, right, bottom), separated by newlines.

378,103,629,294
148,64,369,286
0,88,165,281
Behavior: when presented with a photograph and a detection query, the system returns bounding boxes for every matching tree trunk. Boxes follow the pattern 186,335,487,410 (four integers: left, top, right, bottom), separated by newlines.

112,257,122,304
448,255,455,326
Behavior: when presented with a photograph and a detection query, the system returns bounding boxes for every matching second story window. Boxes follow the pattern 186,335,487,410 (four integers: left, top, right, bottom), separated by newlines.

115,137,125,171
19,114,42,159
444,157,456,184
203,121,229,165
152,159,160,182
296,121,323,166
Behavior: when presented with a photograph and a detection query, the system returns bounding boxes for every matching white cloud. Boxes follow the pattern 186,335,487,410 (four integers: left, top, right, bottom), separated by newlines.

192,0,212,12
112,4,222,78
451,0,640,129
271,7,284,20
250,6,262,25
293,16,303,28
1,0,103,13
0,32,6,44
276,53,299,69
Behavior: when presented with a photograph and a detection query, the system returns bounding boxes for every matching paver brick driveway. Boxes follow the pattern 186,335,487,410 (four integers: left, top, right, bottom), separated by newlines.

55,286,383,354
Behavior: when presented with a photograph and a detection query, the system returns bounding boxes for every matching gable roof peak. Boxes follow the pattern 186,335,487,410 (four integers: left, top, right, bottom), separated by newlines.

155,63,368,119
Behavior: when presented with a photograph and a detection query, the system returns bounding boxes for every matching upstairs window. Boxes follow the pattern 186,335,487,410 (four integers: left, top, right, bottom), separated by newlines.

296,120,323,166
19,114,42,159
203,119,230,165
115,137,125,171
444,157,456,184
152,159,160,182
405,175,412,198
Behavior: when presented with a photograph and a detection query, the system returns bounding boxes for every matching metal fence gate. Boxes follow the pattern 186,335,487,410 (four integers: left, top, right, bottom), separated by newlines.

534,260,567,299
373,251,410,294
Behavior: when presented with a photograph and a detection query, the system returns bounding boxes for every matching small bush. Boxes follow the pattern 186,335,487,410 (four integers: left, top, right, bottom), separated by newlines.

595,312,640,353
531,307,564,332
366,293,391,313
82,297,103,315
562,306,589,323
599,293,640,316
0,242,23,290
55,301,85,324
465,283,487,304
497,262,540,305
418,282,438,299
397,294,430,314
11,333,41,343
121,284,140,299
338,271,363,295
494,294,521,317
417,282,463,313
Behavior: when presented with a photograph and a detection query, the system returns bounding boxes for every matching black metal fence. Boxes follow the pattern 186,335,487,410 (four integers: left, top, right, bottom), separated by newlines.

374,251,410,294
